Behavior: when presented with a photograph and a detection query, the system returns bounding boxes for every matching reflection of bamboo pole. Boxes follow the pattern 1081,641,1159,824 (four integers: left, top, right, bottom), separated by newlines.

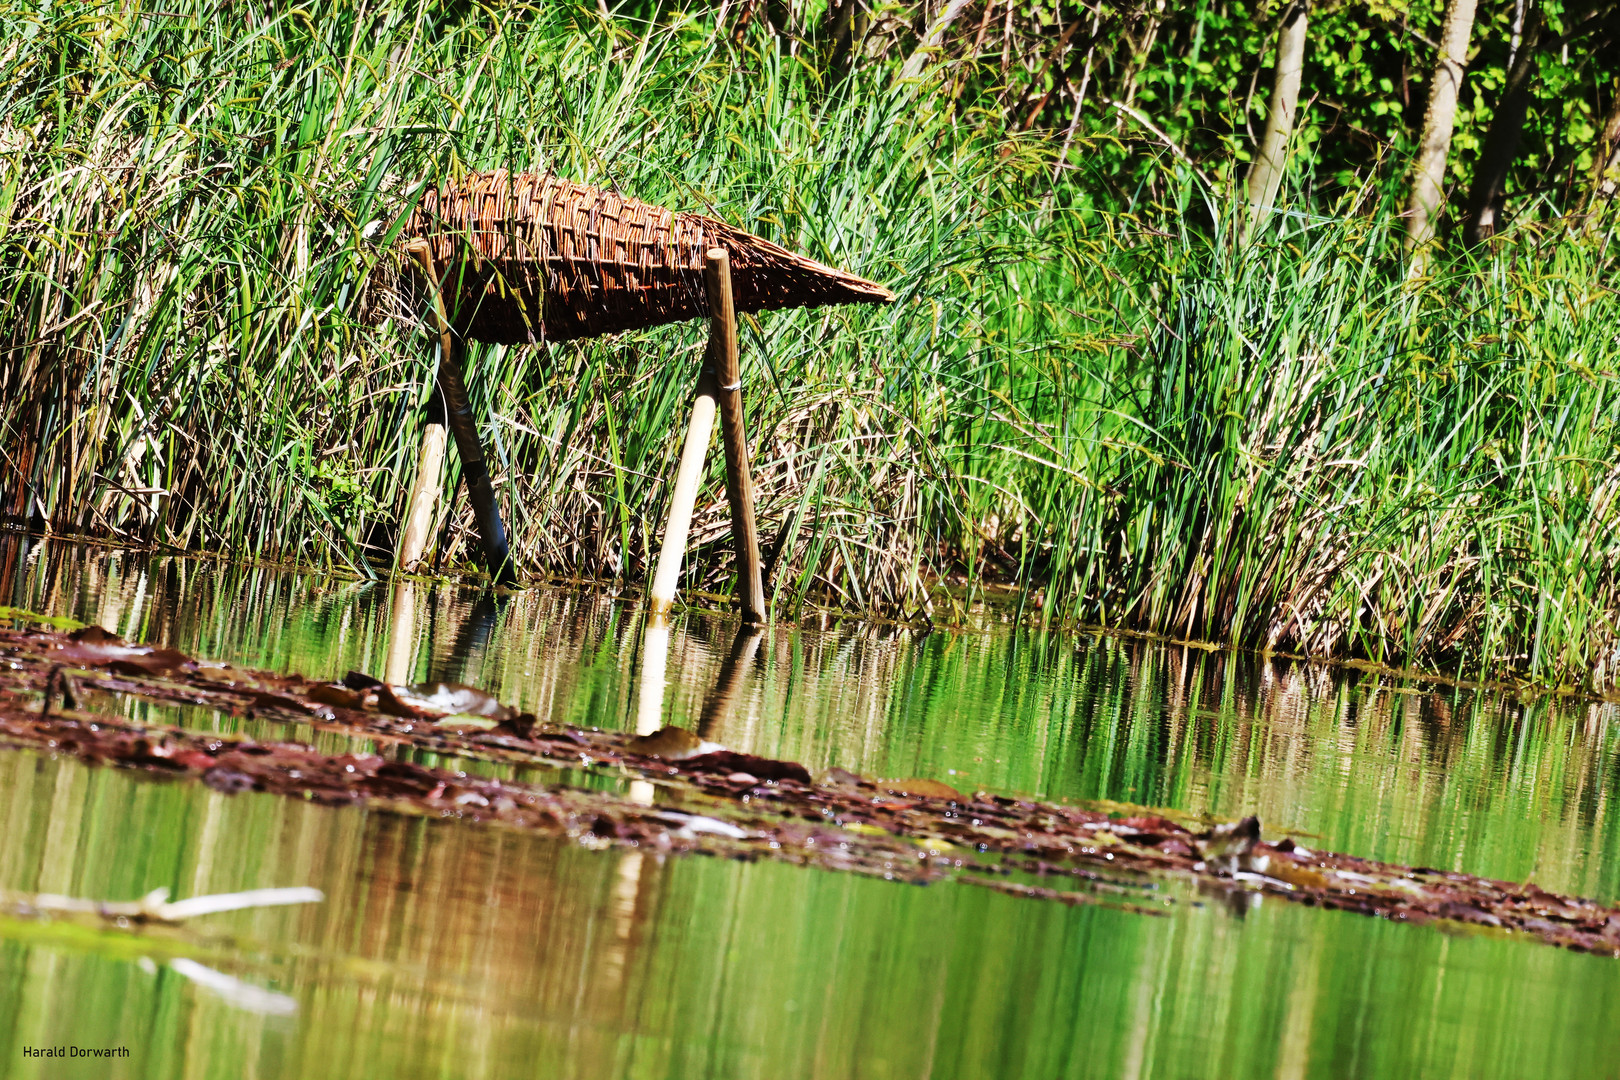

636,620,671,738
385,578,417,686
601,848,646,997
4,885,323,924
647,377,717,618
630,619,670,806
1118,923,1167,1080
706,249,767,625
404,240,518,587
697,626,762,741
1273,934,1322,1080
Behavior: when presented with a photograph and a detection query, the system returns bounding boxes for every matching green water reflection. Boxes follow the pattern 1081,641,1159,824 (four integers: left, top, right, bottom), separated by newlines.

2,537,1618,1079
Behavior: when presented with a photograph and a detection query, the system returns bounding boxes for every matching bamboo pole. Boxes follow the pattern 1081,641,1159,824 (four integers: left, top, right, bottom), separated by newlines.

404,240,518,587
705,248,767,624
397,409,445,573
647,374,718,619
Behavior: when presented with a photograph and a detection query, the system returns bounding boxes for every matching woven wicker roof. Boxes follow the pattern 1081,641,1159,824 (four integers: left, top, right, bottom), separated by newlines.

398,171,895,345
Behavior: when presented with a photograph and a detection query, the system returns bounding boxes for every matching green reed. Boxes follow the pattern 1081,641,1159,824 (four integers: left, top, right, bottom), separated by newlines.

0,2,1616,688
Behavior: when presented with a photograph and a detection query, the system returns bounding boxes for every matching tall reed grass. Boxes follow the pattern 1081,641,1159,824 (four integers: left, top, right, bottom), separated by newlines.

0,1,1615,689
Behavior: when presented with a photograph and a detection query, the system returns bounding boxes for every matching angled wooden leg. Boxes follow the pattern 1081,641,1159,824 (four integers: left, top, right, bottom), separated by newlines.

648,373,718,619
705,248,767,624
433,346,517,586
405,240,518,587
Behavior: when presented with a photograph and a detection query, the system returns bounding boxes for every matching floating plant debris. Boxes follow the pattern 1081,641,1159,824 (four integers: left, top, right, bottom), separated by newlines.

3,622,1619,956
3,886,324,925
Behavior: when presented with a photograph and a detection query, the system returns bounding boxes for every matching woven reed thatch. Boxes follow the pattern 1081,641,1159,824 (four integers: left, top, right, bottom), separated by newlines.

394,171,894,344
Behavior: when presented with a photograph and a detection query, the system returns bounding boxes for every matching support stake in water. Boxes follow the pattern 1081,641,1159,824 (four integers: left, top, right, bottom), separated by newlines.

648,374,717,619
405,240,518,587
646,248,767,623
398,395,446,573
706,248,768,625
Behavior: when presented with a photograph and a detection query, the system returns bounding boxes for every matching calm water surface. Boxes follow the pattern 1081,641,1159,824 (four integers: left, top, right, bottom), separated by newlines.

1,536,1618,1079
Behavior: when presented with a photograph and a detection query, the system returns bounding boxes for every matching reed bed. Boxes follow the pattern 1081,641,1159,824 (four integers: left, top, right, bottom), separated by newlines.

0,2,1616,690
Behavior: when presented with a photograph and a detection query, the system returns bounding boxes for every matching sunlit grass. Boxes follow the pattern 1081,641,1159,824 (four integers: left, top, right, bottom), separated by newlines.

0,1,1615,689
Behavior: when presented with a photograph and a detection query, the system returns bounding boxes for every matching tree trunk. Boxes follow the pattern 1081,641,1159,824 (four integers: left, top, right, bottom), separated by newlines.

1582,78,1620,222
1243,1,1310,238
1118,3,1166,119
1013,15,1084,130
898,0,974,82
766,0,793,47
1405,0,1481,259
1462,8,1541,245
825,0,868,83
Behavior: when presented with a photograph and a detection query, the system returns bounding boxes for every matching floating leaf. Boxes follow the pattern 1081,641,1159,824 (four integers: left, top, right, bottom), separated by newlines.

882,777,964,802
380,682,517,721
631,727,722,760
434,714,500,732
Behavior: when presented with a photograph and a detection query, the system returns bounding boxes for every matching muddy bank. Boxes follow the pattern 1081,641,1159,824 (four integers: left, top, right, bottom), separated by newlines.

2,621,1618,955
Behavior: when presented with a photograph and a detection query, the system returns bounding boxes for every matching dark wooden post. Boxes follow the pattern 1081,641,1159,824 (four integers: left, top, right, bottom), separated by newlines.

405,240,518,587
705,248,767,624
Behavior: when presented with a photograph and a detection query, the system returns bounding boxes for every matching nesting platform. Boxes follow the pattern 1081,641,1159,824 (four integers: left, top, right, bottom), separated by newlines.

393,171,895,620
400,171,893,344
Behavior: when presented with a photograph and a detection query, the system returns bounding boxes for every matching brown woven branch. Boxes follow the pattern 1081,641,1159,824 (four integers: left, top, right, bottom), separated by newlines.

392,171,895,344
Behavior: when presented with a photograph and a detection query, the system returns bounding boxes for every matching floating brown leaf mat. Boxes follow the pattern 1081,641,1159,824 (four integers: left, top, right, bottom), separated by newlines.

394,171,894,344
3,623,1619,956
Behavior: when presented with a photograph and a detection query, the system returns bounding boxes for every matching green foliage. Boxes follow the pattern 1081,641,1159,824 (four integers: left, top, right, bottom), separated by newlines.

958,1,1615,220
0,0,1617,689
1028,211,1620,689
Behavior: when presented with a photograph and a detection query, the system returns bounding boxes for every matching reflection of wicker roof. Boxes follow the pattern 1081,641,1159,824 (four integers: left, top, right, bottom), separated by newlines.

400,171,895,344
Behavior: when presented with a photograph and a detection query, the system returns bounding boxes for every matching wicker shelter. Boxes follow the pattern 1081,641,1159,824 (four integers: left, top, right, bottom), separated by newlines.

392,171,892,616
398,171,894,344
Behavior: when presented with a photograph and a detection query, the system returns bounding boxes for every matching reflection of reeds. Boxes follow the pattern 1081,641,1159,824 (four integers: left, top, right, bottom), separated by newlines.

11,540,1620,902
5,736,1617,1078
0,4,1617,688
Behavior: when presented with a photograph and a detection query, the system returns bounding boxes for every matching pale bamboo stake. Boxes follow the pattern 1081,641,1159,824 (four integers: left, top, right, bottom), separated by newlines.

647,375,717,618
705,249,767,625
397,421,445,572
